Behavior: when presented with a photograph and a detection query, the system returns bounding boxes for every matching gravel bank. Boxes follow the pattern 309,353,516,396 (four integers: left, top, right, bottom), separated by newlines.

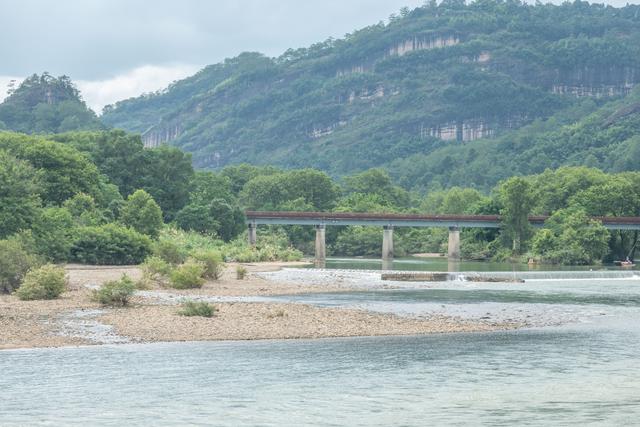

0,263,520,350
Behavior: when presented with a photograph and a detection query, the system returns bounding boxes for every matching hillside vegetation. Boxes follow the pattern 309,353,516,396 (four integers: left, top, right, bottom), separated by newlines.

101,0,640,190
0,73,103,133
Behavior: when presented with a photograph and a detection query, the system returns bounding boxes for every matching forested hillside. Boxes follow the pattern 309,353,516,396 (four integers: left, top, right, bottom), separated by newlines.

0,73,103,133
102,0,640,187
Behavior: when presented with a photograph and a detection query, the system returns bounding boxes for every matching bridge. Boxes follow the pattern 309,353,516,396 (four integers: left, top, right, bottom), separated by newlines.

245,211,640,263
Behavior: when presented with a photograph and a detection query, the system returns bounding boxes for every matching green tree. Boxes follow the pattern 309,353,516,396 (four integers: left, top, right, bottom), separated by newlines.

531,208,610,264
343,169,409,208
120,189,164,238
0,132,101,204
496,176,536,253
140,145,194,220
0,150,42,238
31,207,75,262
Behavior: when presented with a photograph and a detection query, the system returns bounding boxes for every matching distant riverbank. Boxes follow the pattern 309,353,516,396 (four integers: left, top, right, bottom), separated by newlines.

0,263,517,350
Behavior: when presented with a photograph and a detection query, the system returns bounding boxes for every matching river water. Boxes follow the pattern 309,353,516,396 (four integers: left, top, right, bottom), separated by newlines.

2,261,640,425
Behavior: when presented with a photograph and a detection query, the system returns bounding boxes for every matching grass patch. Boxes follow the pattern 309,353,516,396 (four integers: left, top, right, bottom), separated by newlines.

236,265,247,280
178,300,216,317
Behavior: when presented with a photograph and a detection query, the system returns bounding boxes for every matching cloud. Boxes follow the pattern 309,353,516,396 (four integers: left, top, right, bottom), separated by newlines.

0,76,22,102
0,0,426,80
0,65,200,114
76,64,201,113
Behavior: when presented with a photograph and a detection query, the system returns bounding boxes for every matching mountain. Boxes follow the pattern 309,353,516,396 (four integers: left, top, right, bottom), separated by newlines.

0,73,104,134
101,0,640,188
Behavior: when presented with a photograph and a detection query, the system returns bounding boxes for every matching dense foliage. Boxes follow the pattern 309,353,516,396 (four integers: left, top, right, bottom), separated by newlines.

102,0,640,187
2,124,639,298
0,73,103,133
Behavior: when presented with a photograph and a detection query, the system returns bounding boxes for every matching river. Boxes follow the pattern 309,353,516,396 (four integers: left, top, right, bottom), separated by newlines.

1,260,640,425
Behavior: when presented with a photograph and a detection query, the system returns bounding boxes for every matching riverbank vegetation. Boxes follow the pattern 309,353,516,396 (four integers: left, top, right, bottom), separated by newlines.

1,129,639,296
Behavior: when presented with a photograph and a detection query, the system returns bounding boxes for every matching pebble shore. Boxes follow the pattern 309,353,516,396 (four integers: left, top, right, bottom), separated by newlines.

0,263,520,350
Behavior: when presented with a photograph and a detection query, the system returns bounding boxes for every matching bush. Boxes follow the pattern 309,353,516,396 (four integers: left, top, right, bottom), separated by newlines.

15,264,67,300
152,239,187,265
93,274,136,306
190,250,225,280
71,223,152,265
236,265,247,280
177,300,216,317
0,238,41,293
169,261,205,289
141,256,172,279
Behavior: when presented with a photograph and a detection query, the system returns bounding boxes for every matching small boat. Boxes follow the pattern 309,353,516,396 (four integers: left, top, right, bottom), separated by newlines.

614,260,636,268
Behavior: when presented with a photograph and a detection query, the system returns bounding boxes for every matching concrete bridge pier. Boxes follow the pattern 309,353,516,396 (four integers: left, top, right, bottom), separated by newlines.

248,223,257,246
315,225,326,264
448,226,460,261
382,226,394,261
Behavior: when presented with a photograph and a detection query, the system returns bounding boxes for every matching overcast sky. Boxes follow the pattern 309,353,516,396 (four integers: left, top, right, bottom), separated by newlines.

0,0,636,112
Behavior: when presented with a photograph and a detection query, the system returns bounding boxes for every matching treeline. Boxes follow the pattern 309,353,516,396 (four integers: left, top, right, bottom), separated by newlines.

1,130,638,286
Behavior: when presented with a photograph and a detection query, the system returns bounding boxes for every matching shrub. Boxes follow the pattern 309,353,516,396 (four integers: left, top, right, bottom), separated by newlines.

120,189,164,238
31,207,75,262
177,300,216,317
93,274,136,306
15,264,67,300
190,250,225,280
236,265,247,280
169,261,205,289
152,240,187,265
0,238,41,293
71,223,151,265
141,256,172,279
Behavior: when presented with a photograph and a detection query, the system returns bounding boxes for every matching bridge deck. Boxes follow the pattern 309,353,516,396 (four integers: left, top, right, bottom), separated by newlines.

245,211,640,230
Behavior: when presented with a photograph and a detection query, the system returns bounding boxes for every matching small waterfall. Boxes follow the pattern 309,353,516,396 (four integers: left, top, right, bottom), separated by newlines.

459,271,639,281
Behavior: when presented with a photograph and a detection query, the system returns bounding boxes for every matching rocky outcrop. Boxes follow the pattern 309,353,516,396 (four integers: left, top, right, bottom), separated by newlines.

142,123,181,148
551,66,638,98
388,34,460,57
551,84,634,98
309,120,347,139
426,117,523,142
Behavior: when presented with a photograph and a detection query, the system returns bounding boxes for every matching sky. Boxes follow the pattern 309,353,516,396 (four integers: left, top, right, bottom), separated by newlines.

0,0,427,112
0,0,637,113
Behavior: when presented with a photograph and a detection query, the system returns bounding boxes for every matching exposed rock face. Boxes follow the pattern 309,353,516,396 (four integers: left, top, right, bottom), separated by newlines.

142,123,181,148
336,64,371,77
388,34,460,57
551,66,638,97
309,120,348,138
336,34,460,77
427,117,522,142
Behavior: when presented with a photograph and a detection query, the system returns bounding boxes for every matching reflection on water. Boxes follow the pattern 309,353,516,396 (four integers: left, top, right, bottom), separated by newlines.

2,277,640,425
313,256,637,272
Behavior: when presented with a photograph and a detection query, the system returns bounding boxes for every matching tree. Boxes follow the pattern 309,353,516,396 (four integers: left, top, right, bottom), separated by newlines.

531,208,610,264
120,189,164,238
421,187,488,214
175,199,245,241
0,133,102,204
343,168,410,208
0,150,42,238
31,207,75,262
496,176,536,253
140,145,194,220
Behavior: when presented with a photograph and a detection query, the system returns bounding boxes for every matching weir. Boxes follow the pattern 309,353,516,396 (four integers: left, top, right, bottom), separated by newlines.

245,211,640,263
